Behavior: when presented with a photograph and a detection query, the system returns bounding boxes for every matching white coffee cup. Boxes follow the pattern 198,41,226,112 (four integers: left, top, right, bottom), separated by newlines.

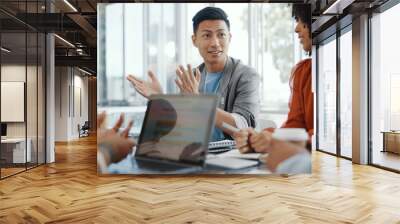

271,128,308,148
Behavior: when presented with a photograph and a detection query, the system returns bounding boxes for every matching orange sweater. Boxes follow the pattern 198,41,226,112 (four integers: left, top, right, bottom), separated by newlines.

281,59,313,138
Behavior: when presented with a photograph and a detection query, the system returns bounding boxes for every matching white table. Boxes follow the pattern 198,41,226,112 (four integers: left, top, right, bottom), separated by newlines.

1,138,31,163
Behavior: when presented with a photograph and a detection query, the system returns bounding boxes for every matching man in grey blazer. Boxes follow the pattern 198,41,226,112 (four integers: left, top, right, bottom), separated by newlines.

128,7,260,141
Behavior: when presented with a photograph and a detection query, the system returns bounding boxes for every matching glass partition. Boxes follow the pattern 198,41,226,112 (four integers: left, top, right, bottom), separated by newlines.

38,32,46,165
0,1,46,179
1,31,28,178
317,36,337,155
27,31,38,169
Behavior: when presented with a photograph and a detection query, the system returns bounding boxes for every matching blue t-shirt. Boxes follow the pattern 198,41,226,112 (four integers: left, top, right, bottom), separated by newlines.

203,72,225,142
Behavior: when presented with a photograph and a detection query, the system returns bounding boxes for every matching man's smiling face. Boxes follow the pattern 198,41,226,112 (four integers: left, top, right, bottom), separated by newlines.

192,20,231,67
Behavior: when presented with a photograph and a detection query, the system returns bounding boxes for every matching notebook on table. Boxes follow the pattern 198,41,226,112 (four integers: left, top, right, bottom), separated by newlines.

208,140,235,153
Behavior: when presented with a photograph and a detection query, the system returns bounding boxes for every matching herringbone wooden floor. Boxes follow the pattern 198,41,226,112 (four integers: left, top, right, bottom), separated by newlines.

1,136,400,223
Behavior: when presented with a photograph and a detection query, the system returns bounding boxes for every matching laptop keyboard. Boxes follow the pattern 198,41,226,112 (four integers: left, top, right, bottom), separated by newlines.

135,158,196,172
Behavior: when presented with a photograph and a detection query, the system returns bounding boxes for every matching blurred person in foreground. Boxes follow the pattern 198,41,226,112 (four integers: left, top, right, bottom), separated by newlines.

97,112,135,173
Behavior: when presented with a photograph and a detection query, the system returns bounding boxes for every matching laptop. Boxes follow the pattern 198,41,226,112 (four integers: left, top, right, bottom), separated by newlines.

131,94,259,174
1,123,7,140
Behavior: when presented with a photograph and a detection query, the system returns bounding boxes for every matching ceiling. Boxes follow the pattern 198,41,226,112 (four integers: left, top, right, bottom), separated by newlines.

310,0,390,43
0,0,99,74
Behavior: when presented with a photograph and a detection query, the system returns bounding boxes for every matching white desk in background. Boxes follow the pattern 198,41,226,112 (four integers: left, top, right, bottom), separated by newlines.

1,138,32,163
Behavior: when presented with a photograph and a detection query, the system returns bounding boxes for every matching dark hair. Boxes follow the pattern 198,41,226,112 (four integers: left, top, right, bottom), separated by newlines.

292,3,312,38
192,7,230,33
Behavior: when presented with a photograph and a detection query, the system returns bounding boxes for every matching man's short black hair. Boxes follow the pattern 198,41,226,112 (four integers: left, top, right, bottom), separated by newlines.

192,7,230,34
292,3,311,37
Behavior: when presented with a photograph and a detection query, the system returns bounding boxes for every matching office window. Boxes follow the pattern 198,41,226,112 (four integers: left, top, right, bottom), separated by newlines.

215,3,249,65
124,4,144,100
105,4,125,104
339,29,352,158
371,3,400,171
257,4,305,125
98,3,303,131
147,4,178,95
317,37,337,154
185,3,209,66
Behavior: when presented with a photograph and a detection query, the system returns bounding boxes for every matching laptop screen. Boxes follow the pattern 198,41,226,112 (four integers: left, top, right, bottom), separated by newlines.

1,123,7,137
135,95,217,165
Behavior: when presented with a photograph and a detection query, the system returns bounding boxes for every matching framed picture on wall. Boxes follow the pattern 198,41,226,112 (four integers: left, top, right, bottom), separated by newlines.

1,81,25,122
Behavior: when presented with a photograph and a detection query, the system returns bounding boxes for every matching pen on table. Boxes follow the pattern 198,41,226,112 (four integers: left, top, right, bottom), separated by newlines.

221,122,240,133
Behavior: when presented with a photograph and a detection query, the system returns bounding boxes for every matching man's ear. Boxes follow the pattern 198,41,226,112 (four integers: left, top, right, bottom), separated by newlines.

229,33,232,42
192,34,197,47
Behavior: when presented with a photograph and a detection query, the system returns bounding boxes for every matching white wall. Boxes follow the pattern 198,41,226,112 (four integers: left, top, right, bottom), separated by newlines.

46,33,55,163
1,63,46,163
55,66,69,141
0,65,41,137
1,65,26,138
54,67,89,141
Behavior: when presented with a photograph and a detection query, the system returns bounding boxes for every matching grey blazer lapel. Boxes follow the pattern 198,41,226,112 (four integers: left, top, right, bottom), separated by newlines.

217,57,235,97
197,57,235,93
197,57,237,108
198,63,207,92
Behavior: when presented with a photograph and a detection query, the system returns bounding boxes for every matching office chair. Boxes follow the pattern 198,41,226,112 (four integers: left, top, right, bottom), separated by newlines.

79,121,90,138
